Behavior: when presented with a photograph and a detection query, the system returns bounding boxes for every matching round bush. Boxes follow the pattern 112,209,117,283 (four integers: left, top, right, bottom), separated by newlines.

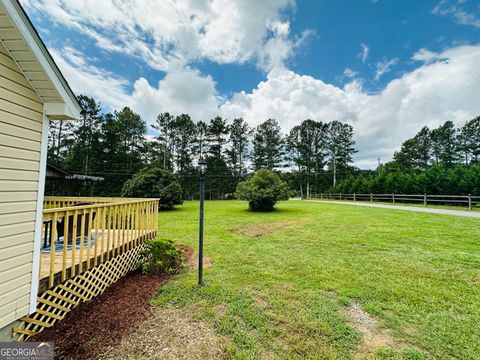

138,238,185,275
236,169,290,211
121,167,183,210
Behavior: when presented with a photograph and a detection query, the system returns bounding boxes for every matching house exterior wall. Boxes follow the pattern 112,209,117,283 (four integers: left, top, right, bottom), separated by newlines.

0,40,43,329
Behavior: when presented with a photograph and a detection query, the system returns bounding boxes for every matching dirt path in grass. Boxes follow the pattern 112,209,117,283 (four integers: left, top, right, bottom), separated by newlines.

100,306,224,360
343,302,395,359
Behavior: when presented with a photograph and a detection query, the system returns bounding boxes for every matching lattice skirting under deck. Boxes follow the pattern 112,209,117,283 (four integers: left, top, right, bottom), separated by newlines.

13,243,147,341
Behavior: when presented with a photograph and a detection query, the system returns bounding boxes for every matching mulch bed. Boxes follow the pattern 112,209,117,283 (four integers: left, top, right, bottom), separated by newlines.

29,245,193,360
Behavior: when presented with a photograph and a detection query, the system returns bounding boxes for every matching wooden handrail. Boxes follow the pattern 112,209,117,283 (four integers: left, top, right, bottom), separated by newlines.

43,198,159,215
43,196,158,210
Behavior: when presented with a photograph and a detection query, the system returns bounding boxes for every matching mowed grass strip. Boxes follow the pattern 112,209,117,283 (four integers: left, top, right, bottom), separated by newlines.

153,200,480,359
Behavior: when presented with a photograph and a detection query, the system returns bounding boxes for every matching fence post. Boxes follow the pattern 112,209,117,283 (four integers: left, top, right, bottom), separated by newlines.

353,193,356,201
320,193,323,200
468,194,472,210
424,193,427,207
370,193,373,202
392,193,395,205
340,193,342,201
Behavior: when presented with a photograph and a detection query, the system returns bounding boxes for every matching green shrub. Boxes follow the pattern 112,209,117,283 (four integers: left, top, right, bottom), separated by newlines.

139,238,185,275
121,167,183,209
236,169,290,211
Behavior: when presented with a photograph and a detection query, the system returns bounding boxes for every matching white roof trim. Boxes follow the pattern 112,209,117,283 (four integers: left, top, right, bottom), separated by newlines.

1,0,81,119
44,103,77,120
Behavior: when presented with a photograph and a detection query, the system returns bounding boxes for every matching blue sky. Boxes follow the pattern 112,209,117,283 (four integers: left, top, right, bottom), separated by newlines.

21,0,480,168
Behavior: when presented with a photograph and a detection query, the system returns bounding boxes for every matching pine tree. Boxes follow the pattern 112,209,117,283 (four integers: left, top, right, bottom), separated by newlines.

194,121,208,159
252,119,284,171
326,121,356,186
206,116,229,160
64,95,102,174
170,114,197,173
459,116,480,165
203,116,232,198
114,107,147,173
286,119,328,195
393,126,431,170
430,121,459,167
152,112,175,170
48,118,74,165
226,118,250,179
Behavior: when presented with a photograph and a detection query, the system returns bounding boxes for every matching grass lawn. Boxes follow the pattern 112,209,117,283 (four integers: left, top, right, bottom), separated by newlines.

153,200,480,359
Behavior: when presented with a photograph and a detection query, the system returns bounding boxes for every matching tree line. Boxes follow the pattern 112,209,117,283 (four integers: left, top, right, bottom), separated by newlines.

47,95,480,198
331,117,480,195
47,95,358,198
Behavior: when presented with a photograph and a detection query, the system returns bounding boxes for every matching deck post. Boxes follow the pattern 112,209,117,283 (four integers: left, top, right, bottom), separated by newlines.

49,212,58,288
71,210,78,276
62,210,69,281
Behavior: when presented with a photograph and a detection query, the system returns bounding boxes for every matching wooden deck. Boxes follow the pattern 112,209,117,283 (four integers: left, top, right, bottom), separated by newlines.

38,228,156,293
13,197,159,342
39,198,159,292
40,229,139,280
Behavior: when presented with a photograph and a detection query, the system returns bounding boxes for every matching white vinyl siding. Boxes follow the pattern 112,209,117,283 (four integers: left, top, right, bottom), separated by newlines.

0,40,43,329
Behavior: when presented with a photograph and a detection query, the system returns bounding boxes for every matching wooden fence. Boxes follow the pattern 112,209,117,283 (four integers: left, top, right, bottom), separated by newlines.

306,193,480,210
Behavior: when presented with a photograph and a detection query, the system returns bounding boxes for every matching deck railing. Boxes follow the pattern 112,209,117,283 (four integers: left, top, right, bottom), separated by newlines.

306,193,480,210
40,197,159,291
43,196,150,209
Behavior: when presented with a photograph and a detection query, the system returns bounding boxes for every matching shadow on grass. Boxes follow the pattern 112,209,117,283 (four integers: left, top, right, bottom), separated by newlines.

160,205,189,213
234,203,305,215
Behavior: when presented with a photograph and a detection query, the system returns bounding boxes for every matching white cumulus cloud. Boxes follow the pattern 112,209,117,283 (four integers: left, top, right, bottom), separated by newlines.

220,44,480,168
50,41,480,170
21,0,301,72
131,69,220,123
50,47,132,110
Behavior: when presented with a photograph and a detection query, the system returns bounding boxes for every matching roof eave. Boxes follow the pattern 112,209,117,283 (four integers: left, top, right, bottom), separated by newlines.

1,0,82,119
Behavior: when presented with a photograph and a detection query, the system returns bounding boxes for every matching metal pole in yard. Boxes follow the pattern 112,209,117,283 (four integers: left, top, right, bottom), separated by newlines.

198,159,207,286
